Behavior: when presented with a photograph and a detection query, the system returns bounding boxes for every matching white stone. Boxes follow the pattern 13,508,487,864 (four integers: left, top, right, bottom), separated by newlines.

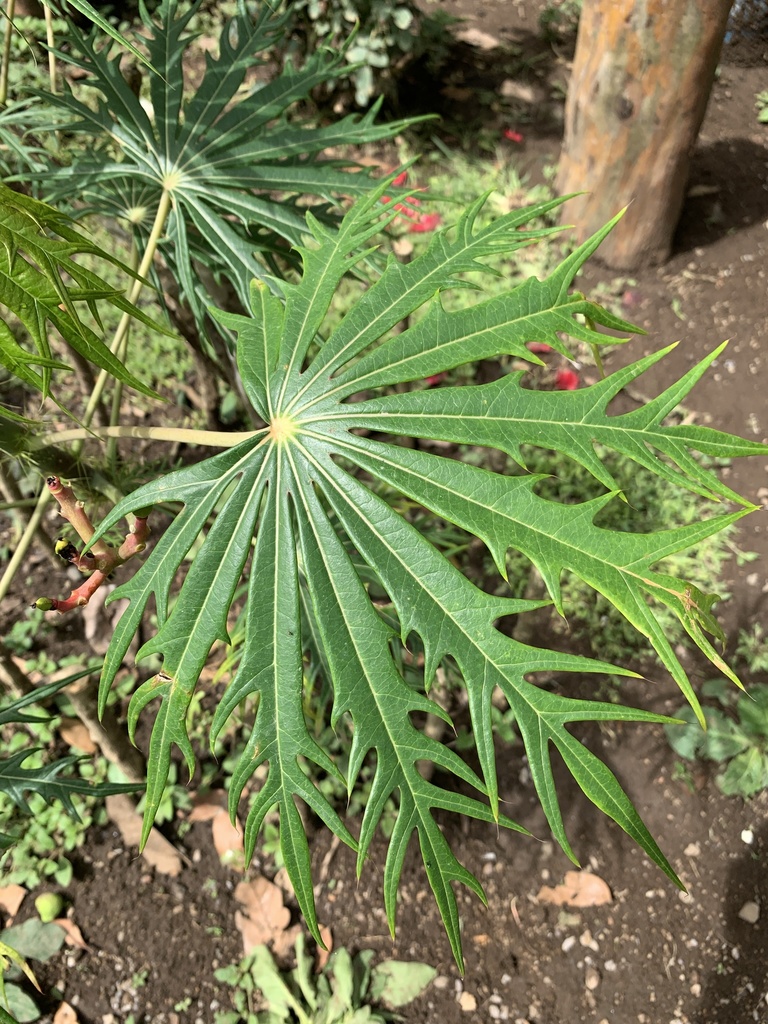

739,901,760,924
456,27,500,50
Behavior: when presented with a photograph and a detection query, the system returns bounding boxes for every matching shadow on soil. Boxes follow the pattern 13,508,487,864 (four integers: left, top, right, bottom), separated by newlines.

675,138,768,253
696,817,768,1023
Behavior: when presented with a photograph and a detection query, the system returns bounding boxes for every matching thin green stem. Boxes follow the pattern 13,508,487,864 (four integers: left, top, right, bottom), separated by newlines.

107,241,139,467
41,425,262,448
0,0,17,108
0,486,52,604
0,465,57,567
82,188,173,427
43,2,56,96
586,315,606,380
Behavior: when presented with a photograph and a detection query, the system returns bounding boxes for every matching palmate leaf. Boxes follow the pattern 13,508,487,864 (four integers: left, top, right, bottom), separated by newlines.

0,749,142,821
45,0,159,70
89,181,766,968
0,184,165,408
35,0,427,333
0,666,143,835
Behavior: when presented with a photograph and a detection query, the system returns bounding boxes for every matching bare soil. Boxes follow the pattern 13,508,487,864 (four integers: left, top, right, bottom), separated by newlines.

3,4,768,1023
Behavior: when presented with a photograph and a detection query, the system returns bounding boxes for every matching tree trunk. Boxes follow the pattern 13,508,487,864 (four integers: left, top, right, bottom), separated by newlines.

556,0,734,269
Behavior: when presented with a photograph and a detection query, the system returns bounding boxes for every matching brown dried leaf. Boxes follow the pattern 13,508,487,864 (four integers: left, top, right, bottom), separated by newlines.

52,1002,79,1024
105,794,183,877
188,790,228,822
537,870,613,908
315,925,333,971
54,918,89,950
211,809,244,870
59,718,97,754
272,923,302,960
234,877,292,955
273,866,294,899
0,884,27,919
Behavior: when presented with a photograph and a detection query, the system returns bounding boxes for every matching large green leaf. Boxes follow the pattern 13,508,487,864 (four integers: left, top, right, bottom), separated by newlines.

89,182,765,967
0,184,165,407
34,0,427,335
0,749,142,819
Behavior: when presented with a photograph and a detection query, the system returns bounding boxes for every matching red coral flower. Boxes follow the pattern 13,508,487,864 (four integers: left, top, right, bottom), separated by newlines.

392,170,409,187
424,372,445,386
527,342,552,354
503,128,524,143
408,212,442,233
555,367,580,390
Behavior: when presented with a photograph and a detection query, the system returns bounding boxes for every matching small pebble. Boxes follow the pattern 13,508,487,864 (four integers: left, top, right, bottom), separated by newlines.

579,929,599,952
562,936,577,952
458,992,477,1012
604,960,617,972
739,901,760,924
684,842,700,857
741,829,755,845
585,966,600,991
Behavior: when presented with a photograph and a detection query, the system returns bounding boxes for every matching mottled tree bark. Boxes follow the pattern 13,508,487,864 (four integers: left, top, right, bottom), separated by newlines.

557,0,734,269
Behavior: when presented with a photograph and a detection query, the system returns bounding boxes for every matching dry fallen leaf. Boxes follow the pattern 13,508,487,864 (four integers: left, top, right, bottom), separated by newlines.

273,866,295,899
52,1002,79,1024
0,884,27,919
59,718,97,754
537,870,613,908
54,918,90,950
105,795,183,876
272,922,303,959
316,925,333,971
211,808,244,869
234,876,298,955
188,790,228,822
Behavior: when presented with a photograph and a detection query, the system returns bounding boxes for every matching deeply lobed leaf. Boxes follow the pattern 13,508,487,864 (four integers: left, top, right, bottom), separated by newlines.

90,185,767,966
33,0,428,335
0,184,164,408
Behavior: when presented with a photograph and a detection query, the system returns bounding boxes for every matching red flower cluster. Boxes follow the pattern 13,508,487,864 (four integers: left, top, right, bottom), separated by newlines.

555,367,580,390
525,342,580,389
382,171,442,234
503,128,524,143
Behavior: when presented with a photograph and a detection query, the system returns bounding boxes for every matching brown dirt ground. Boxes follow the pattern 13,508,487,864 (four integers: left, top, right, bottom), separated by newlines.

3,3,768,1023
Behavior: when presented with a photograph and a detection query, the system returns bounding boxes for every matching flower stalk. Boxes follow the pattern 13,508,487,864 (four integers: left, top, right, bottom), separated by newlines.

35,476,150,613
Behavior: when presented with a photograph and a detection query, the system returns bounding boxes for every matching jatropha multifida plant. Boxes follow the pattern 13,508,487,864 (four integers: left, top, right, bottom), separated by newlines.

31,178,767,968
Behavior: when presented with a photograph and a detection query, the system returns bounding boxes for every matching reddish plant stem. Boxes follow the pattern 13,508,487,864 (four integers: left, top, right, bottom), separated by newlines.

36,477,150,613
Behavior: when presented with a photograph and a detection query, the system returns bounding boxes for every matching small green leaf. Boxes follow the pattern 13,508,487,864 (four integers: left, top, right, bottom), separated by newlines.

737,685,768,736
393,8,414,29
33,894,64,925
0,919,64,963
665,707,707,761
717,748,768,798
1,983,38,1024
700,715,750,762
369,960,437,1007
